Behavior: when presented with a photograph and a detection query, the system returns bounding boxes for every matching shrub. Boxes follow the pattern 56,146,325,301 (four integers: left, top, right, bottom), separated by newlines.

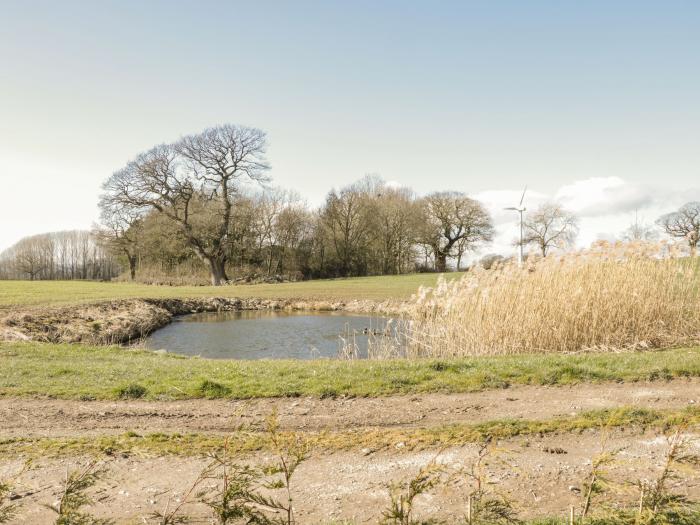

480,253,505,270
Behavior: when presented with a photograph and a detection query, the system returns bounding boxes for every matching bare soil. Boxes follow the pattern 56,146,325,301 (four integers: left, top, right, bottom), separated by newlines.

2,380,700,523
2,379,699,439
3,429,700,524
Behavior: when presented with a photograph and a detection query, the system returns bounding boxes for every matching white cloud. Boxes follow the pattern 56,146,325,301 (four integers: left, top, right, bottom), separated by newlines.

385,180,404,190
471,177,700,261
554,177,652,217
473,188,548,225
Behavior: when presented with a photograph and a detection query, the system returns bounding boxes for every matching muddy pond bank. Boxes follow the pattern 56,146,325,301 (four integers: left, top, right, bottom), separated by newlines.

0,297,403,346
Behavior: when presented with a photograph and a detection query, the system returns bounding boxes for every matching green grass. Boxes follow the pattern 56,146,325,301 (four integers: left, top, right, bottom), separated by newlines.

2,342,700,400
0,273,460,308
2,406,698,459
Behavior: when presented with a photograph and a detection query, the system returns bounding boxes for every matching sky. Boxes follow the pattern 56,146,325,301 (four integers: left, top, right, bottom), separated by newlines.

1,1,699,257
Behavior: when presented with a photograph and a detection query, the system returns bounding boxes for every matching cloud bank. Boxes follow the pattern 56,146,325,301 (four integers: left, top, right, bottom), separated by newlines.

473,177,700,260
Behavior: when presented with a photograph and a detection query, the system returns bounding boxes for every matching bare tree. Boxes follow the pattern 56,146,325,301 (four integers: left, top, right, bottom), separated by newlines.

250,188,293,276
101,124,270,285
522,203,578,257
419,192,494,272
0,231,117,281
622,210,658,242
96,198,142,280
657,202,700,253
365,185,421,275
272,194,312,276
12,235,46,280
320,187,370,276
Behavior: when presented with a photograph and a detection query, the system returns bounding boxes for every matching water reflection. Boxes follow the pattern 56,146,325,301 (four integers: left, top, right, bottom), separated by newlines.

144,310,388,360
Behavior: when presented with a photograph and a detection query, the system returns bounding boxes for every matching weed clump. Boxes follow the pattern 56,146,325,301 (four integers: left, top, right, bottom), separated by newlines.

197,380,232,398
381,460,444,525
45,460,113,525
0,481,16,524
153,411,309,525
116,383,148,399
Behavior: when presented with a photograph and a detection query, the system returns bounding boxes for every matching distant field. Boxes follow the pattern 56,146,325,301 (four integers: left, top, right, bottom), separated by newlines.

0,272,461,308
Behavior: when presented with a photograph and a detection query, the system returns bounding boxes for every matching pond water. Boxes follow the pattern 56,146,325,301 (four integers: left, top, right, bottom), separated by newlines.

144,310,389,360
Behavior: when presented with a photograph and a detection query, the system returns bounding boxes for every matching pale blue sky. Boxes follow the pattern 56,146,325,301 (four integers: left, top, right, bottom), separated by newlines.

1,1,699,253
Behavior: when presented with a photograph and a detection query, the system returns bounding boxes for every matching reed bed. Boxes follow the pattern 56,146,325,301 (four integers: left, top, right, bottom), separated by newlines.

383,242,700,358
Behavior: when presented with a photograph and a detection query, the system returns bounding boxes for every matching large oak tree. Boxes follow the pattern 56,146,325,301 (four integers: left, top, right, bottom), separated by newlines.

101,124,270,285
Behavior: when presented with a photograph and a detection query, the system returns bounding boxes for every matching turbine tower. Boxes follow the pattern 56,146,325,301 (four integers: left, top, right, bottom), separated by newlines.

504,186,527,266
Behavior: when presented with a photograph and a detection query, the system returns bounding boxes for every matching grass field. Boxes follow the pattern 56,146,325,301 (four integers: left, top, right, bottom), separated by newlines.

4,276,700,524
0,272,460,308
2,342,699,400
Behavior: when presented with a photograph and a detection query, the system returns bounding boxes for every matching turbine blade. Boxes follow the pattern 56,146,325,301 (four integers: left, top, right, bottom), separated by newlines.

519,186,527,207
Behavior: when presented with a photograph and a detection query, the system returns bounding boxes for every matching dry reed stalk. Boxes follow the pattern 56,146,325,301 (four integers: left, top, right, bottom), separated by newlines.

396,241,700,357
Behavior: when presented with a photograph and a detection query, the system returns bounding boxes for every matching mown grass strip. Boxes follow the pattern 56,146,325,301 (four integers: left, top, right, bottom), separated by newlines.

2,407,698,459
2,343,700,400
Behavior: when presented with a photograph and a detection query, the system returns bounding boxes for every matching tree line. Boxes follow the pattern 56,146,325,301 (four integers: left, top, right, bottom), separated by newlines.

95,123,497,285
0,231,118,281
2,123,699,284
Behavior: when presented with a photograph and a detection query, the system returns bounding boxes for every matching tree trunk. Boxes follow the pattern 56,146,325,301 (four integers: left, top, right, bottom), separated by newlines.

435,252,448,273
267,247,274,276
206,257,229,286
128,255,137,281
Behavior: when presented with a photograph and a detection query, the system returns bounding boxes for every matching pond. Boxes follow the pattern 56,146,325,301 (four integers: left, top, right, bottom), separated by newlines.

144,310,390,360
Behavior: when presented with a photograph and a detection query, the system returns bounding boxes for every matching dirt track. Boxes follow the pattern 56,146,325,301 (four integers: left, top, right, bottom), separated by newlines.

3,428,700,524
1,379,699,439
2,379,700,523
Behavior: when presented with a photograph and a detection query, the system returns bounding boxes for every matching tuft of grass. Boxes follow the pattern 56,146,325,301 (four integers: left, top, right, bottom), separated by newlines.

2,342,700,400
197,379,232,398
0,482,16,524
115,383,148,399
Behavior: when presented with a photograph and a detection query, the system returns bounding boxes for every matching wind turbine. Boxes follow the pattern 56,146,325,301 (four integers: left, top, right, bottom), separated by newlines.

504,186,527,266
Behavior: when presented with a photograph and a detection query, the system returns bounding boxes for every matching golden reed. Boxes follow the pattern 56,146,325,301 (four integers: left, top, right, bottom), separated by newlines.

398,241,700,357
